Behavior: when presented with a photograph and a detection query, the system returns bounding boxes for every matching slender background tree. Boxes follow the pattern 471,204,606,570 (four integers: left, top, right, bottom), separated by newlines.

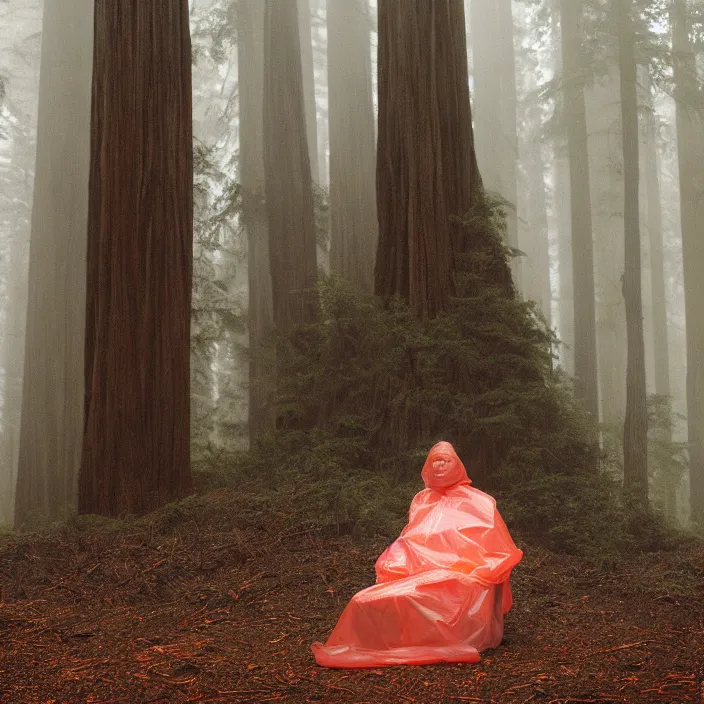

14,0,93,525
618,0,649,506
264,0,318,330
560,0,599,426
672,0,704,524
238,0,275,441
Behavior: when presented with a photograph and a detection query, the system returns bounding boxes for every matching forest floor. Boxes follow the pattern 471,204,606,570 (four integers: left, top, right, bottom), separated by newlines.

1,486,703,704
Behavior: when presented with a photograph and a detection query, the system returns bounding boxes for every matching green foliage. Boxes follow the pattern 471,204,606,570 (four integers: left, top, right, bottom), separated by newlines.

647,395,688,513
191,140,248,458
190,136,333,458
190,0,237,69
215,194,685,557
525,0,704,149
600,394,688,522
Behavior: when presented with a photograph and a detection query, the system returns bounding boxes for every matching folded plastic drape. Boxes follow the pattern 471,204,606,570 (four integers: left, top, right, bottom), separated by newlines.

312,442,523,668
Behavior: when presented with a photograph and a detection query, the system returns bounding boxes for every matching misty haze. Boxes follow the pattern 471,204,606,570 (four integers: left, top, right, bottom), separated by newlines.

0,0,702,701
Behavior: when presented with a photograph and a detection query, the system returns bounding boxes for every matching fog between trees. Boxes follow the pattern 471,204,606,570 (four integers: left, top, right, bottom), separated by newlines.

0,0,702,530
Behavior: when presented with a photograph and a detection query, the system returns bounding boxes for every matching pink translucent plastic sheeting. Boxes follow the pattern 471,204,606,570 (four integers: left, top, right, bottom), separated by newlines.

312,441,523,668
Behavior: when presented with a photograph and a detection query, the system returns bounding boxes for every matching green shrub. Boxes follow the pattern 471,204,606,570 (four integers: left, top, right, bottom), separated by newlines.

212,196,685,557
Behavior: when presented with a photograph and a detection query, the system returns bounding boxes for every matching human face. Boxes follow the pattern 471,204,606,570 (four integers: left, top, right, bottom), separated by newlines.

431,455,453,482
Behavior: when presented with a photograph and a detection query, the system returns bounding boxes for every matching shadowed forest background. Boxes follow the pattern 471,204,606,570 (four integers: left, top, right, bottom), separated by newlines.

0,0,703,702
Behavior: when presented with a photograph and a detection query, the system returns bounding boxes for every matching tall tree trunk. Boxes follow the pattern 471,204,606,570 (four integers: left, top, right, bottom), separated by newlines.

560,0,599,424
672,0,704,525
1,115,38,526
555,154,574,375
14,0,93,526
526,140,552,323
470,0,520,288
516,32,552,325
327,0,377,292
298,0,319,183
645,115,669,401
375,0,509,320
79,0,193,516
644,101,675,516
496,0,521,290
264,0,318,331
637,66,656,395
619,0,648,506
311,0,329,188
470,0,500,195
0,235,28,527
517,108,552,322
585,67,627,424
550,1,574,375
238,0,276,441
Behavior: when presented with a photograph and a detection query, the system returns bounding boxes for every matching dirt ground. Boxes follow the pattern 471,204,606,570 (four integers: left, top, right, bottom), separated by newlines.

1,487,703,704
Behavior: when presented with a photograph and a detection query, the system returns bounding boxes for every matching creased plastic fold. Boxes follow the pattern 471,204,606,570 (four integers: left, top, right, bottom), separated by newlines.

312,441,523,668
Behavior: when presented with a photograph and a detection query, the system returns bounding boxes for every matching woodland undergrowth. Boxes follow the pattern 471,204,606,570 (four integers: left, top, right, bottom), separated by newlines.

205,197,690,561
4,200,692,564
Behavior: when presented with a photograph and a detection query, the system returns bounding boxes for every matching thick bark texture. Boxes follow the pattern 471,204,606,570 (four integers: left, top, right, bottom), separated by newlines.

14,0,93,526
672,0,704,524
264,0,318,331
375,0,505,320
619,1,648,506
560,0,599,424
238,0,276,441
327,0,377,293
79,0,193,516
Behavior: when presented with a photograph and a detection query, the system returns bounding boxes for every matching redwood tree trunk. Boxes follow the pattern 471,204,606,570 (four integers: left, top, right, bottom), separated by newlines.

79,0,193,516
619,0,648,506
560,0,599,424
238,0,276,441
298,0,319,183
375,0,506,320
672,0,704,524
327,0,377,292
264,0,318,331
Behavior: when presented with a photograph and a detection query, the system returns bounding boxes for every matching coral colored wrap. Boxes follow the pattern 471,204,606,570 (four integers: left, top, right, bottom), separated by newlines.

311,442,523,668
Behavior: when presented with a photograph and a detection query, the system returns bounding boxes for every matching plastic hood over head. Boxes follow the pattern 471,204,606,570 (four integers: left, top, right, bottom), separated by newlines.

421,441,470,490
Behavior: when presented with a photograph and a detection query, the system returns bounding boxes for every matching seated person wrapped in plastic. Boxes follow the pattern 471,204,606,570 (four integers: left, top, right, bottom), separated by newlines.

312,441,523,668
